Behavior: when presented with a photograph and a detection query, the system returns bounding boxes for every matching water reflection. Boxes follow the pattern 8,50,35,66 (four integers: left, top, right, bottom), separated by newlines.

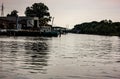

0,37,49,75
24,42,48,52
23,41,49,74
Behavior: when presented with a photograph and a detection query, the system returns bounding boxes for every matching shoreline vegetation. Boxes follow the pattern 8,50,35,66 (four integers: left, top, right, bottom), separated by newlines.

71,20,120,36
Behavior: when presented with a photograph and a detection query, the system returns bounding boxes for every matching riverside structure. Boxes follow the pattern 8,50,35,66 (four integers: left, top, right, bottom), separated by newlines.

0,16,59,37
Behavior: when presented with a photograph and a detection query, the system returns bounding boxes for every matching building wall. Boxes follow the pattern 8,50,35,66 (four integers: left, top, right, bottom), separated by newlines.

0,16,39,30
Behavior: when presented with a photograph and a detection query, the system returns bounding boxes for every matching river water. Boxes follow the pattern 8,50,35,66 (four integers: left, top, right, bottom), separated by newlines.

0,34,120,79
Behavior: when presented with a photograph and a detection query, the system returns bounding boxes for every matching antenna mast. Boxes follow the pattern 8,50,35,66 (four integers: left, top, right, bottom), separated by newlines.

1,3,4,16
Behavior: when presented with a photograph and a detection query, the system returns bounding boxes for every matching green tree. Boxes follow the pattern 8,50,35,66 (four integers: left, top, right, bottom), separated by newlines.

7,10,18,17
25,3,51,26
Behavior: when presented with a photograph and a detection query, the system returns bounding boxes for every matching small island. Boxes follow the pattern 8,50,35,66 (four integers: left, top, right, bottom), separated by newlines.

71,20,120,36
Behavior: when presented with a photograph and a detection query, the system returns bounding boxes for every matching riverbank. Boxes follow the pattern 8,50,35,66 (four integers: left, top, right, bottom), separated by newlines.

0,30,59,37
71,20,120,36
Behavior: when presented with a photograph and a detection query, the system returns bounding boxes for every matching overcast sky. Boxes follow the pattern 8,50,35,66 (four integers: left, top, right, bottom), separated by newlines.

1,0,120,28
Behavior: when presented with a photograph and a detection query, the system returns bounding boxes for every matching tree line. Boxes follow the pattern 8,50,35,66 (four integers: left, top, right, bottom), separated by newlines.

71,20,120,36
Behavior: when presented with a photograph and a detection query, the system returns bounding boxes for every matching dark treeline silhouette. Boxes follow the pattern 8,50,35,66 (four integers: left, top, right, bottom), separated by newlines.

71,20,120,36
7,10,18,17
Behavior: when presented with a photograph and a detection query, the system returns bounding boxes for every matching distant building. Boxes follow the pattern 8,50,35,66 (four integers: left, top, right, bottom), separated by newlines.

52,26,67,34
0,16,39,30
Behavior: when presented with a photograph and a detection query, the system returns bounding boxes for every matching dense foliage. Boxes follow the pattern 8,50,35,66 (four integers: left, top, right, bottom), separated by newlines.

7,10,18,17
71,20,120,36
25,3,51,26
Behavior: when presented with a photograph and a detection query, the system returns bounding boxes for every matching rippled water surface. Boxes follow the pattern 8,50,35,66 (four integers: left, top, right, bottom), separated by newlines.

0,34,120,79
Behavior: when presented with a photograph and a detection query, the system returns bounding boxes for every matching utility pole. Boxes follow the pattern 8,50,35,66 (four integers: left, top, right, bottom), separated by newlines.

1,3,4,16
51,17,54,27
